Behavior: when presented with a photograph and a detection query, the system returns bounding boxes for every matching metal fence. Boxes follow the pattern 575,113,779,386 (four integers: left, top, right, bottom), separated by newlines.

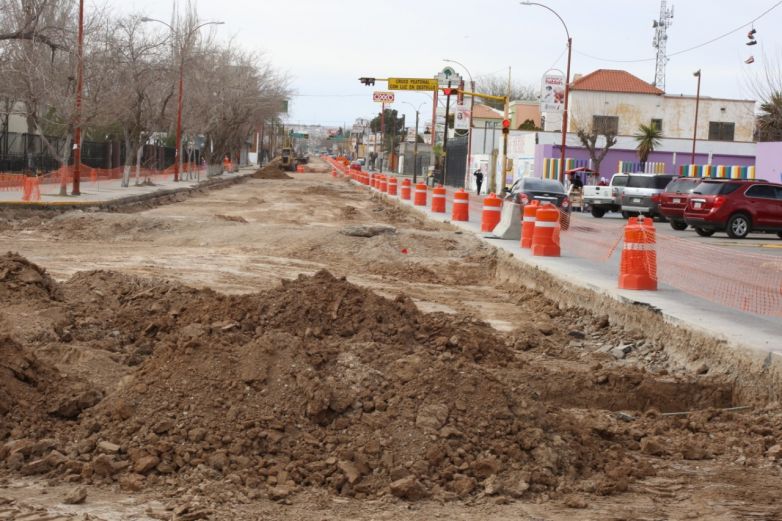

0,131,180,173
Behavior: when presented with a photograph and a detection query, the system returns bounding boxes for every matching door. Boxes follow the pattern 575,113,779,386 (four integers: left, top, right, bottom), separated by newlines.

444,135,468,188
744,185,777,228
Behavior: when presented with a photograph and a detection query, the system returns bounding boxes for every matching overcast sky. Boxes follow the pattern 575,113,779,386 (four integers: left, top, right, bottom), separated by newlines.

119,0,780,128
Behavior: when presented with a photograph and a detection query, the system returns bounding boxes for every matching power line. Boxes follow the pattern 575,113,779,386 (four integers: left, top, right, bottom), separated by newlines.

575,0,782,64
291,94,369,98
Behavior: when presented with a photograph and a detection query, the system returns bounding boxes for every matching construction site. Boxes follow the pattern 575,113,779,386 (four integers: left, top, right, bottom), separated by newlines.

0,157,781,520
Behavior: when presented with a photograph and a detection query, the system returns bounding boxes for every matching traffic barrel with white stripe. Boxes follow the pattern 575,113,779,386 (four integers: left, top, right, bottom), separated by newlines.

387,177,398,196
400,178,412,200
452,189,469,221
414,182,428,206
331,168,337,178
520,200,540,249
619,217,657,291
431,185,447,213
379,175,388,193
481,193,502,232
531,203,560,257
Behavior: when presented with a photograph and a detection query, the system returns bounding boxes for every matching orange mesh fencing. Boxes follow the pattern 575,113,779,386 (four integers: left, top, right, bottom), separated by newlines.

558,212,782,318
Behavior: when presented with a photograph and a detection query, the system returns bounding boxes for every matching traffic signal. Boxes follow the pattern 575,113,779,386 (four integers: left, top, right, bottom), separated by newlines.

359,77,376,86
502,119,511,134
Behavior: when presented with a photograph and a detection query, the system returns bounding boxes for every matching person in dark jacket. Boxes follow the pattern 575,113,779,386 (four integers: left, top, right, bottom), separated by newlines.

473,168,484,194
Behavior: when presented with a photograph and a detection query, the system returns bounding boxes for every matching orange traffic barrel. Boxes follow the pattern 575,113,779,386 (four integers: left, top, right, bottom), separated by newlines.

452,189,469,221
481,193,502,232
531,203,560,257
414,182,427,206
387,177,398,196
379,175,388,193
521,200,540,249
619,217,657,291
331,168,337,178
431,185,446,213
400,179,412,200
296,165,305,173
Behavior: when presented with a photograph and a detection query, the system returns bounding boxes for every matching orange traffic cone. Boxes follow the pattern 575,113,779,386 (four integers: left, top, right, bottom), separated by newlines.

481,193,502,232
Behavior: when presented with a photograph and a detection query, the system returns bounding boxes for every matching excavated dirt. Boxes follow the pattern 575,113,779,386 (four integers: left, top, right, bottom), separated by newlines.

252,164,292,180
0,158,781,519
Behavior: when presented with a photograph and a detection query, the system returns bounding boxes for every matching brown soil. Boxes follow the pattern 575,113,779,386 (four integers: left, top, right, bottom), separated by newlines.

0,158,780,520
252,164,292,180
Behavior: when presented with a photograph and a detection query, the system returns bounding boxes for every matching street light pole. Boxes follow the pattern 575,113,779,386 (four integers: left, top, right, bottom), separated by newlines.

444,59,474,189
141,17,223,182
521,1,572,184
691,70,702,165
70,0,84,195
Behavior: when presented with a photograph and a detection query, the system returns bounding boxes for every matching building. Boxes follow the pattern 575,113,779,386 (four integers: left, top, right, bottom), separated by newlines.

510,101,541,130
566,69,755,142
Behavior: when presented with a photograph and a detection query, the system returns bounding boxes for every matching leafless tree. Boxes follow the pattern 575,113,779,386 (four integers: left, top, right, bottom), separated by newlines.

746,53,782,142
0,0,73,53
475,74,537,110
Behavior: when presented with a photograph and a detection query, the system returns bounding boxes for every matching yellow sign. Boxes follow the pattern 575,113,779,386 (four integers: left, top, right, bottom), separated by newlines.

388,78,439,91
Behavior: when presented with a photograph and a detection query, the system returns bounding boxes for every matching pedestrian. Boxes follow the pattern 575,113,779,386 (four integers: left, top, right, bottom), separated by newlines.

473,167,484,195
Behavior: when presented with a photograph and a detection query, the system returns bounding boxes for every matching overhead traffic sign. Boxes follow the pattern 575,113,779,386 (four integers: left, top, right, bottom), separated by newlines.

372,91,395,103
388,78,439,91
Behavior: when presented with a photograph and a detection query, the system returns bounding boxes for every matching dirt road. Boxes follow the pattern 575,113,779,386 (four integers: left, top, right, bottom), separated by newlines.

1,159,781,520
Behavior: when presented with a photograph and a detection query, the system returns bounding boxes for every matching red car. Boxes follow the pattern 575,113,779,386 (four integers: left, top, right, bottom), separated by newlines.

658,177,702,230
683,179,782,239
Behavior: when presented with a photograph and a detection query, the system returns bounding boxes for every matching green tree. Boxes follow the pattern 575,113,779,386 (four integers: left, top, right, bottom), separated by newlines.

756,92,782,142
370,109,405,153
634,123,662,164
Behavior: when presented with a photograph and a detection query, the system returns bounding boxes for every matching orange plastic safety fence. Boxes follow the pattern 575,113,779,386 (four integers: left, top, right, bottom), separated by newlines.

656,234,782,317
558,214,623,262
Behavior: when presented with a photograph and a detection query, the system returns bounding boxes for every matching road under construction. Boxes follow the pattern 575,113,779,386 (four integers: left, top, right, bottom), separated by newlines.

0,156,781,520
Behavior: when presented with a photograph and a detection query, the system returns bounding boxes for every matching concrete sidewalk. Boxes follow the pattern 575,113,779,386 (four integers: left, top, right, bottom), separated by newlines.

363,175,781,358
0,167,258,207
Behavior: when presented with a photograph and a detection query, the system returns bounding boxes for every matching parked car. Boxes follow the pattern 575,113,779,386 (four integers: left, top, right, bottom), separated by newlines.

684,179,782,239
658,177,703,230
620,173,676,219
506,177,571,212
583,173,628,218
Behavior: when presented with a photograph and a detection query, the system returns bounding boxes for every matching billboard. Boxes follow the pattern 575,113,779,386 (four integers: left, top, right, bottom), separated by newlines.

454,105,470,130
372,91,395,103
540,73,565,112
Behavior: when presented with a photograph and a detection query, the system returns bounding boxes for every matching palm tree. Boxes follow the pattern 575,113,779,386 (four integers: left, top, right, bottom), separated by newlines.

634,123,662,165
756,92,782,142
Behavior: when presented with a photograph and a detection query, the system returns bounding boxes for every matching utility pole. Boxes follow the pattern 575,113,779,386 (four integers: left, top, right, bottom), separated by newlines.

380,103,385,170
442,81,452,186
430,89,438,179
70,0,84,195
691,70,701,165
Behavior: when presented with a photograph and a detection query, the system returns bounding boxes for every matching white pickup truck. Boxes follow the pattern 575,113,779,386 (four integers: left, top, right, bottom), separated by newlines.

582,173,629,218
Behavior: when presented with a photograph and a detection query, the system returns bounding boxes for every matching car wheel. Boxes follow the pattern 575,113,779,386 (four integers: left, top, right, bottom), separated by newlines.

591,207,606,218
620,211,638,219
695,227,715,237
670,220,688,231
726,213,751,239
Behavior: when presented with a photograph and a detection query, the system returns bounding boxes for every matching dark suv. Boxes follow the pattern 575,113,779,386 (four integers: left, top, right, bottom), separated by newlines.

683,180,782,239
659,177,702,230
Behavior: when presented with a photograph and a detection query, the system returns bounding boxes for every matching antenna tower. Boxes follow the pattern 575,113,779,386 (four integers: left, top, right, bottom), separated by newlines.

652,0,674,91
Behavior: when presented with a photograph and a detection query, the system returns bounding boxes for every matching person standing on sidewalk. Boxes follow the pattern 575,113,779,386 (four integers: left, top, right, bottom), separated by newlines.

473,167,484,195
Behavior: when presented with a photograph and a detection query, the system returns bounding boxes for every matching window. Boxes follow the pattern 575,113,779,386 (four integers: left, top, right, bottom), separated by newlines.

693,182,742,195
521,179,565,193
651,119,663,133
592,115,619,135
746,185,776,199
626,175,675,189
708,122,735,142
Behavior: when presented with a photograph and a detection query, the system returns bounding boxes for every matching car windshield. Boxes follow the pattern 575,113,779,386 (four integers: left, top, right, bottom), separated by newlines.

611,175,629,187
523,179,565,193
665,179,699,193
693,182,740,195
626,175,674,189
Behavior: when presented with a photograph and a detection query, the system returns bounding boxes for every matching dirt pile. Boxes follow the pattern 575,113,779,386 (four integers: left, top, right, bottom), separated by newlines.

0,253,63,303
2,257,780,509
252,165,292,180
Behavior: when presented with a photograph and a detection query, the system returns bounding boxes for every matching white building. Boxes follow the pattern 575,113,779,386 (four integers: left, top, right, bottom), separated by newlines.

566,69,755,142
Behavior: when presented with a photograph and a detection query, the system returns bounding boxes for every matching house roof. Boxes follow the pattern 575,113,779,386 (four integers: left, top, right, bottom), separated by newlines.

571,69,664,95
471,103,504,120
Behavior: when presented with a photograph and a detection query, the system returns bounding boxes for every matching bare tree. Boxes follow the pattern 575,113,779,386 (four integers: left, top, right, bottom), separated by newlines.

475,74,537,110
746,53,782,142
0,0,72,53
572,117,618,175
